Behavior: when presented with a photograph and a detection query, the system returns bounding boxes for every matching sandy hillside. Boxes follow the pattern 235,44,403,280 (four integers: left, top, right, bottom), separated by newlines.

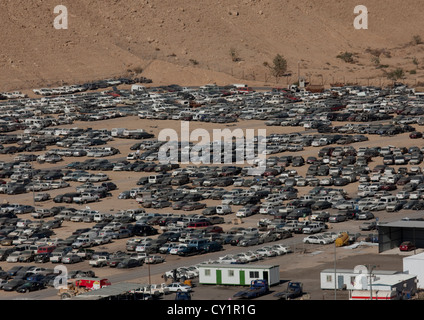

1,0,424,91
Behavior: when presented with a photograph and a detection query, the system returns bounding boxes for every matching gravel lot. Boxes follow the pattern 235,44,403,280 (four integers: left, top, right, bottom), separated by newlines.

0,114,422,300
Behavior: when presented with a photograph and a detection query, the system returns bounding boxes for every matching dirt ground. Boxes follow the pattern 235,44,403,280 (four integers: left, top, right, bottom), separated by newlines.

0,115,422,300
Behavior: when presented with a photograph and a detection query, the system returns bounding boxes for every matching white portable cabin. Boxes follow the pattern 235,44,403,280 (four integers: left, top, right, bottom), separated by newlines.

349,273,418,300
320,268,417,295
403,252,424,289
198,264,280,286
111,128,125,137
131,85,146,92
349,289,399,300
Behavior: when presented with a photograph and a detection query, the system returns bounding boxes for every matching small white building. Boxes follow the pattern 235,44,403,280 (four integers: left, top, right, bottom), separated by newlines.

349,273,418,300
403,252,424,289
320,268,417,296
198,264,280,286
320,266,418,300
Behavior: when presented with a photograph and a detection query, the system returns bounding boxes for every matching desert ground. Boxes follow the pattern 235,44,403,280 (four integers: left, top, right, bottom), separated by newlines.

2,1,424,92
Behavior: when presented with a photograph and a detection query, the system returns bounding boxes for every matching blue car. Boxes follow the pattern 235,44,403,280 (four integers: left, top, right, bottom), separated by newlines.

26,274,45,282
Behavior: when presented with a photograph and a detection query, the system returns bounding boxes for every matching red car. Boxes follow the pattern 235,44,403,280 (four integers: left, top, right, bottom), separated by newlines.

399,241,416,251
409,132,423,139
205,226,224,233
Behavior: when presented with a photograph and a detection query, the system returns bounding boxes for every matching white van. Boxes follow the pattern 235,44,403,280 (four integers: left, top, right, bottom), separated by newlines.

77,231,98,241
148,174,165,184
216,205,232,215
379,196,397,204
126,208,145,218
221,195,235,205
93,213,112,222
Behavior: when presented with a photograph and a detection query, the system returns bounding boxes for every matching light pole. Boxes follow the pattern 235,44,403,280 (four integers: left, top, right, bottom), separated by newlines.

30,158,36,207
298,61,301,83
368,265,376,300
334,241,337,300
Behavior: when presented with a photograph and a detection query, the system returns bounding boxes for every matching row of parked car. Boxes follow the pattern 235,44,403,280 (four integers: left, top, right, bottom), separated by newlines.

0,264,95,293
0,80,422,287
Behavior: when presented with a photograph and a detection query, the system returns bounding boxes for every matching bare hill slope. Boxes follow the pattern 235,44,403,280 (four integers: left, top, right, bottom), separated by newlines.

1,0,424,90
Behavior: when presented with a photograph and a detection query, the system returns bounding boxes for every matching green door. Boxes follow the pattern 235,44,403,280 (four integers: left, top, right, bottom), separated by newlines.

239,270,245,285
216,270,222,284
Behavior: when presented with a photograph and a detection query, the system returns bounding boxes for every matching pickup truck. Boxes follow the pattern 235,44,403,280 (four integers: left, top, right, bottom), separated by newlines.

233,279,269,299
302,223,322,234
73,193,99,204
273,281,304,300
31,209,53,219
282,221,299,232
292,221,311,234
130,252,148,262
75,248,94,260
71,238,94,249
151,283,170,295
89,256,109,267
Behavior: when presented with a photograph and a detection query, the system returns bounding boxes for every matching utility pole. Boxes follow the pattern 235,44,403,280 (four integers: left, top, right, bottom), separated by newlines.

334,241,337,300
368,265,376,300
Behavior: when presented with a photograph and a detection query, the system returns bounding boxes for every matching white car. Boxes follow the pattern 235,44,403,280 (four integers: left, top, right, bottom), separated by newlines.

234,252,259,262
321,232,339,241
169,244,187,255
218,254,246,264
62,254,82,264
303,235,333,245
236,207,254,217
93,235,112,245
271,244,292,255
6,251,22,263
409,191,422,200
89,173,109,182
255,247,277,258
396,191,410,200
166,282,192,293
302,223,322,234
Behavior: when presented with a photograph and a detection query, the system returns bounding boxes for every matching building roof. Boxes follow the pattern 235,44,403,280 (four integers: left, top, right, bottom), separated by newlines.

198,264,279,270
403,252,424,261
372,274,417,289
379,220,424,229
321,269,400,275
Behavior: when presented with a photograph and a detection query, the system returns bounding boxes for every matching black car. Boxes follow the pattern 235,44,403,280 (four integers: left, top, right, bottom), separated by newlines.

16,281,45,293
6,266,23,277
177,246,198,257
101,182,117,191
202,241,223,253
34,253,52,263
311,201,332,210
2,279,26,291
116,258,142,269
133,224,158,236
0,248,15,261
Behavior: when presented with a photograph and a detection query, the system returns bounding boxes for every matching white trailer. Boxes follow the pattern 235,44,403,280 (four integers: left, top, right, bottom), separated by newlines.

123,129,144,136
321,267,418,298
349,289,398,300
198,264,280,286
131,85,146,92
111,128,125,137
403,252,424,289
